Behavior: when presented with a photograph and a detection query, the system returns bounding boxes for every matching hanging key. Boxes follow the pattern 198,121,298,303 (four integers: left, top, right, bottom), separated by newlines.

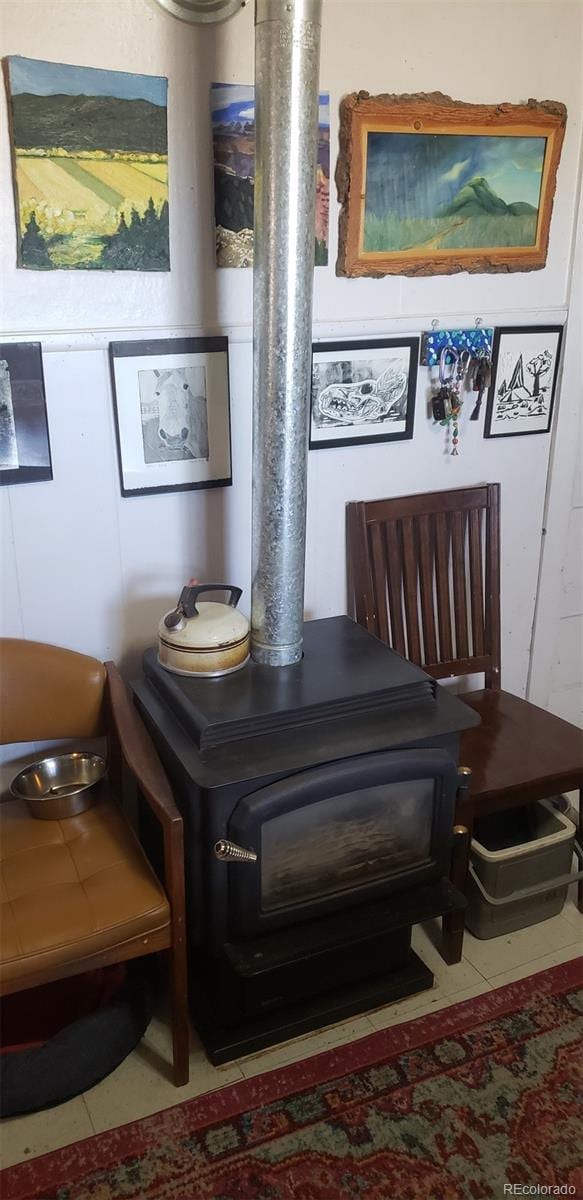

449,349,469,455
432,385,452,423
433,347,458,423
470,356,491,421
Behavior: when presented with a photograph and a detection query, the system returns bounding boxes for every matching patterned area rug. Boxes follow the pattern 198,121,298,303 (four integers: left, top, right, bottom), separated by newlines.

3,958,582,1200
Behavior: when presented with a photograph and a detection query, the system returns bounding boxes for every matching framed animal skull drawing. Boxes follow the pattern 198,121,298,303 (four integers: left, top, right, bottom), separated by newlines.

109,337,231,496
309,337,419,450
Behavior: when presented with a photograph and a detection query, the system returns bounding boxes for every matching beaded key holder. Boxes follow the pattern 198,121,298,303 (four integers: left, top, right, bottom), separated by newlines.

433,348,472,455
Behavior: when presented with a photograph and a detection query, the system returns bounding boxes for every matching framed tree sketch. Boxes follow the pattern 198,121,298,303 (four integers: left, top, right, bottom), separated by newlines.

109,338,231,497
0,342,52,486
336,92,567,278
309,337,418,450
484,325,563,439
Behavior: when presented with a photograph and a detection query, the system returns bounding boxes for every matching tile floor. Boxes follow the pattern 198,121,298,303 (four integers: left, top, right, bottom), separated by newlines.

1,897,581,1171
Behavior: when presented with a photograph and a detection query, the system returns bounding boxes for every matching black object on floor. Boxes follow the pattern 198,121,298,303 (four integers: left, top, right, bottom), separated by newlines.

0,961,155,1117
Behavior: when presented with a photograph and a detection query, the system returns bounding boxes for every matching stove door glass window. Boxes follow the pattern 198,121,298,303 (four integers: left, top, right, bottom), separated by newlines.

261,779,434,911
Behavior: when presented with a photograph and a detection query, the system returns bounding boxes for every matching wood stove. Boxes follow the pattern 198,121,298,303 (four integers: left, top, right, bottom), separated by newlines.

141,3,479,1067
135,616,479,1063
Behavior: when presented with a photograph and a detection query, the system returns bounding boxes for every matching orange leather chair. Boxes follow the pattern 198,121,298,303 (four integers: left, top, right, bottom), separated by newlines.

0,639,189,1086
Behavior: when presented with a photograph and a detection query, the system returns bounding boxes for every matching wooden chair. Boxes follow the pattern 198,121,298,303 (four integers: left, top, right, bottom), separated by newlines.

347,484,583,961
0,638,190,1086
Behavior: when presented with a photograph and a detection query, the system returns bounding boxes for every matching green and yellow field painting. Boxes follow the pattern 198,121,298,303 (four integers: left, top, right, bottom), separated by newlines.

6,57,170,271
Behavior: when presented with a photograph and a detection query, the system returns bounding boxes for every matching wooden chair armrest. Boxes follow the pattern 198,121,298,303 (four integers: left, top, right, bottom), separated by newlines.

104,661,182,830
104,663,189,1087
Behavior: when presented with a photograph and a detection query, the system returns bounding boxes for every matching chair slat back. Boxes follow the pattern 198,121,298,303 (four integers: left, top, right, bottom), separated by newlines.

347,484,501,688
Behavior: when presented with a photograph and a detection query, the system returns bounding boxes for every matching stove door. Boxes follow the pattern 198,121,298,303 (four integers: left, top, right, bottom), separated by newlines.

227,748,457,936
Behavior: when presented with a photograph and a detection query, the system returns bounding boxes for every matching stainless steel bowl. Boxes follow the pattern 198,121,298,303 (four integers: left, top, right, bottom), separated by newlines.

10,752,107,820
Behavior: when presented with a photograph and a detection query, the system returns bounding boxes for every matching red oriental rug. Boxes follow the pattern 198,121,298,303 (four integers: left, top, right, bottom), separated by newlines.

3,958,582,1200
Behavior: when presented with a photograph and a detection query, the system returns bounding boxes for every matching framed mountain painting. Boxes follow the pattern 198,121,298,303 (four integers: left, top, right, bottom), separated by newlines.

484,325,563,438
336,92,567,278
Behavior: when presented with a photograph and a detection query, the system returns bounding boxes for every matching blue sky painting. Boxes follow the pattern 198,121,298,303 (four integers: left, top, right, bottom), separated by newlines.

8,56,167,106
211,83,330,129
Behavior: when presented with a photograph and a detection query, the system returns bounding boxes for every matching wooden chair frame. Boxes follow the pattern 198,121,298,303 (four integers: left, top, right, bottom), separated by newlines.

105,662,189,1085
0,655,189,1086
347,484,583,963
348,483,501,688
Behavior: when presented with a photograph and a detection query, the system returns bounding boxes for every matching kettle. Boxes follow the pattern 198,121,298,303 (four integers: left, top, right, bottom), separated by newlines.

158,583,250,677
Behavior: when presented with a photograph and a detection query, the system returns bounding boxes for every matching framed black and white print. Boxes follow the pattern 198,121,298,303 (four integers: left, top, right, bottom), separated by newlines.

109,338,232,497
0,342,52,486
309,337,418,450
484,325,564,439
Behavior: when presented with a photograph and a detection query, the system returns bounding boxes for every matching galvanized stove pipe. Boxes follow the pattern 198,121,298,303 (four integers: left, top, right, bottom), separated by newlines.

251,0,323,667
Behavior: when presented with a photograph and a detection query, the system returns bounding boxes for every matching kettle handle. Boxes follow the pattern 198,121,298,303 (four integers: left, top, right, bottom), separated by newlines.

164,583,243,629
179,583,243,619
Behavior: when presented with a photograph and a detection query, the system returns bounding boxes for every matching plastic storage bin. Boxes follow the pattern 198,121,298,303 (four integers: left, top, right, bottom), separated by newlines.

466,798,581,939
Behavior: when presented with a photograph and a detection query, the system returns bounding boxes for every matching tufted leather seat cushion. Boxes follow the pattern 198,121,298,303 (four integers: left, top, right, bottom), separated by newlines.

0,792,170,987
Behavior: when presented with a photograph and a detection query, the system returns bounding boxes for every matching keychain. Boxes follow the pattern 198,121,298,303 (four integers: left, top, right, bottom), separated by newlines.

432,347,472,455
450,349,471,454
432,346,458,425
470,353,491,421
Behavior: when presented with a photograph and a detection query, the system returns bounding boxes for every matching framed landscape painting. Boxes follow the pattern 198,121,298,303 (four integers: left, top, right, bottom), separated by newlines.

211,82,330,267
310,338,418,450
4,56,169,271
484,325,563,439
336,92,567,278
109,338,231,497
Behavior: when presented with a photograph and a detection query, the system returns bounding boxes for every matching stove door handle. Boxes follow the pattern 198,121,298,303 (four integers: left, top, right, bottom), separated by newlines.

214,839,258,864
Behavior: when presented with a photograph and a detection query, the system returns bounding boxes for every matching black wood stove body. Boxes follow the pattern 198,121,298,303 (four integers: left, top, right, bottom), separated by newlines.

135,616,479,1064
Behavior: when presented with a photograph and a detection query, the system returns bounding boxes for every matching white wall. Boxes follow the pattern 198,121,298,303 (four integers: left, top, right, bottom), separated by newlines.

1,0,582,692
549,477,583,728
529,179,583,727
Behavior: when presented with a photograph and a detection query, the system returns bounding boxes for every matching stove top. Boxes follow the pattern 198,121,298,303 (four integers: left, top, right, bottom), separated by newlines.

143,616,437,754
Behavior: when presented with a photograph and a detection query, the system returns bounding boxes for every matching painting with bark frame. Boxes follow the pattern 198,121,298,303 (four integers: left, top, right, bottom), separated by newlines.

309,338,418,450
336,92,566,278
484,325,563,439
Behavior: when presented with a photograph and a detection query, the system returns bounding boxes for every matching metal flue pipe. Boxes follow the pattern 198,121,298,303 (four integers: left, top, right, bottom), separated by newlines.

251,0,323,666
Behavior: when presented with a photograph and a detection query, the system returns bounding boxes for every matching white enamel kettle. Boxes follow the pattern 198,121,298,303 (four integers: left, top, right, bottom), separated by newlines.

158,582,250,677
